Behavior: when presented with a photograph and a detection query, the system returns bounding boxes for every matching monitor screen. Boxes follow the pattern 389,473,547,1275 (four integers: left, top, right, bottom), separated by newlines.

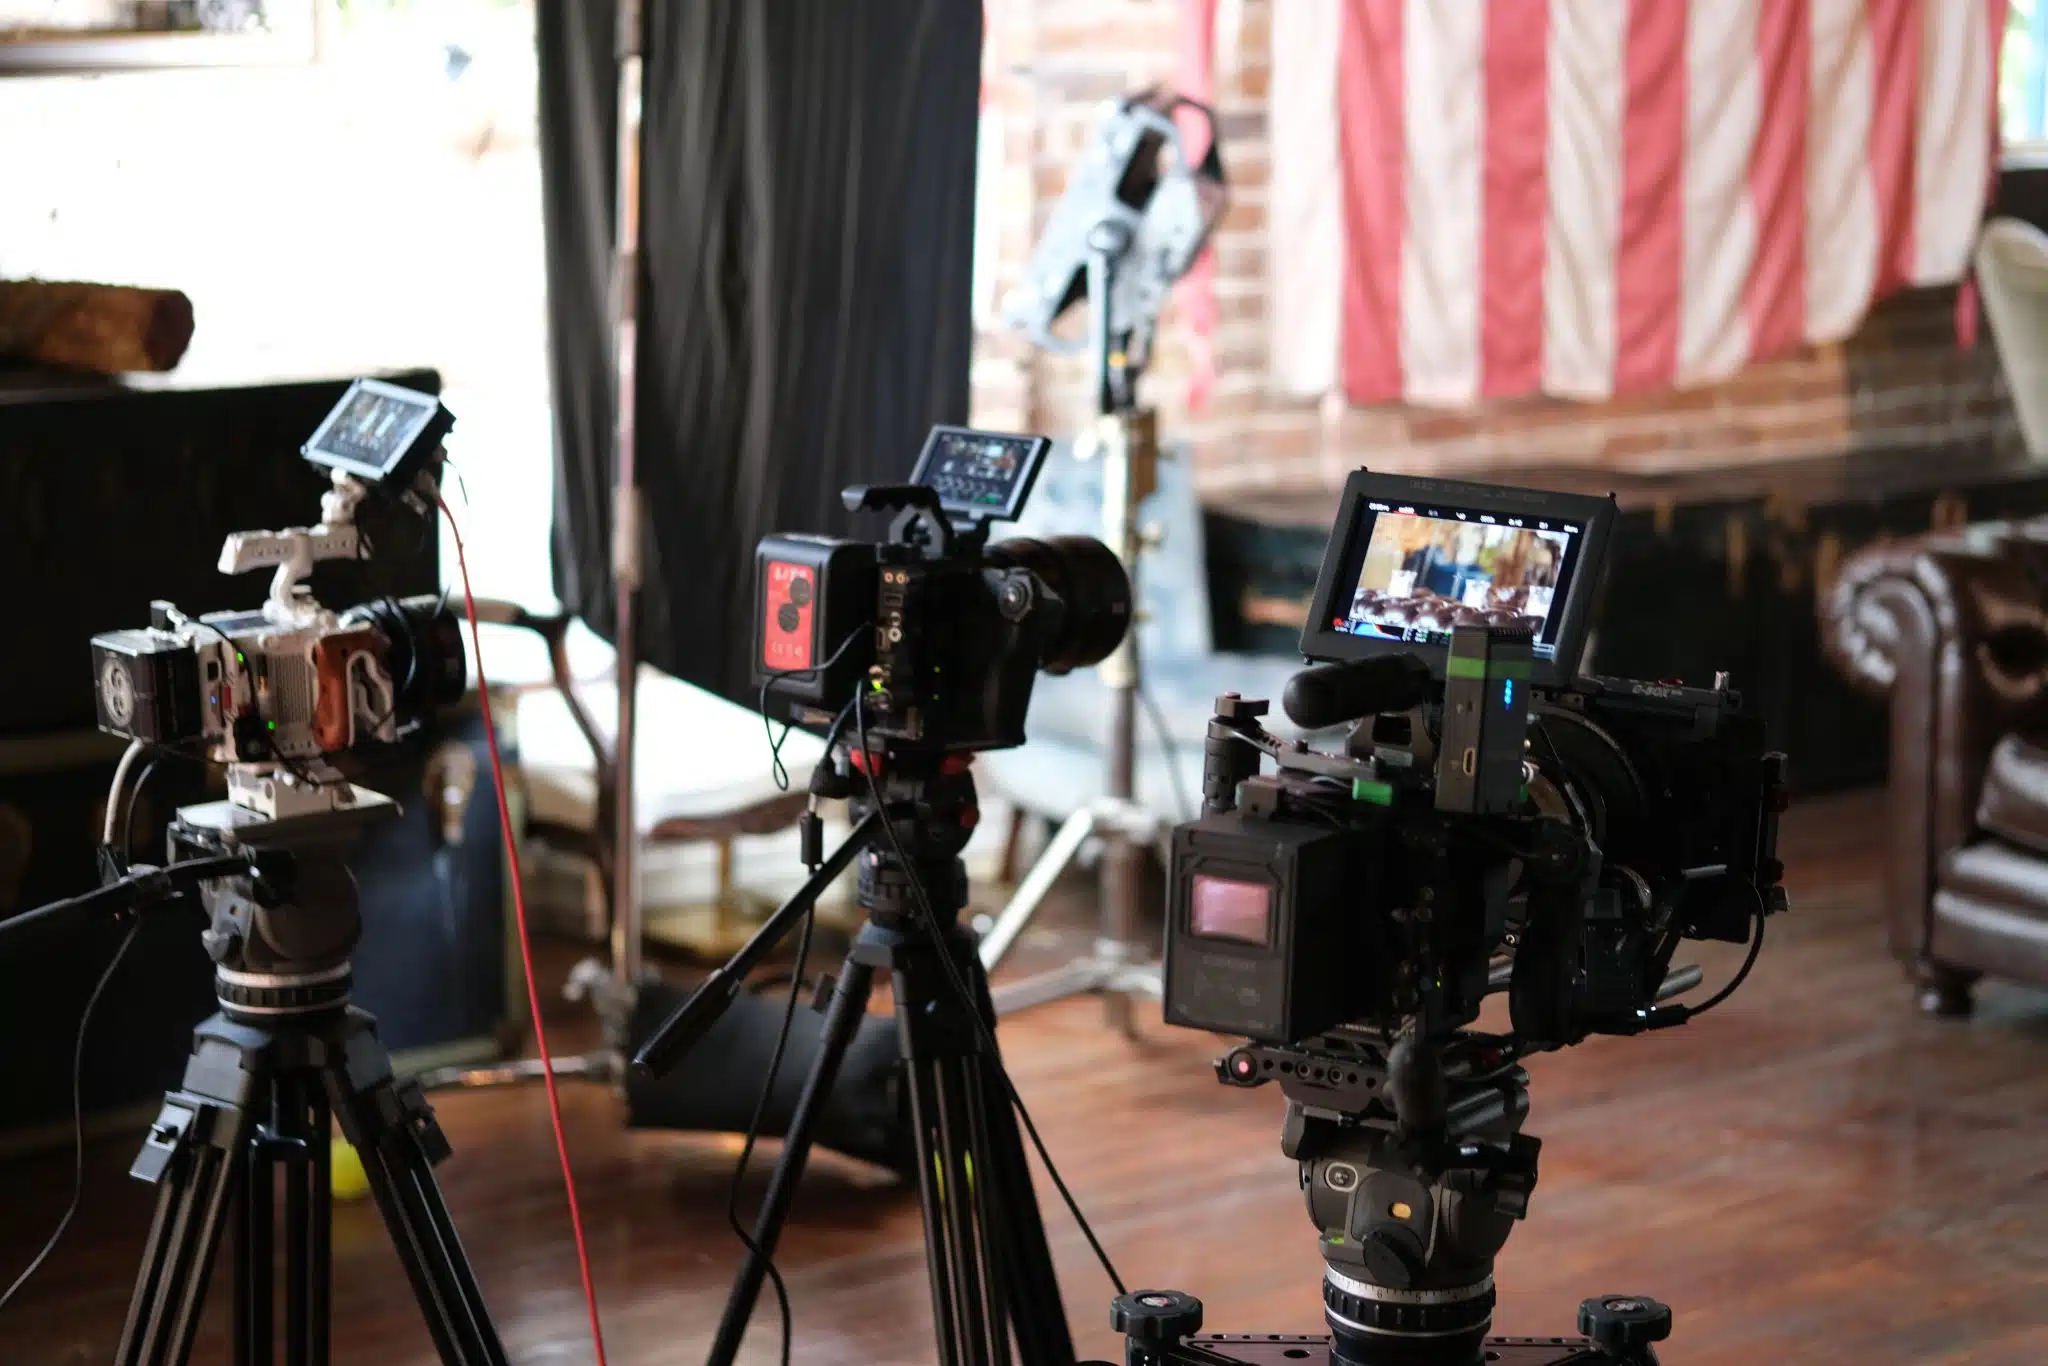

1299,473,1614,683
302,379,453,485
910,426,1051,523
1335,503,1584,657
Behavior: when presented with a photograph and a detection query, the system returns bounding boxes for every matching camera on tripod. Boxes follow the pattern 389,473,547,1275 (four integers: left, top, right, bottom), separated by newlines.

88,378,465,823
1140,470,1792,1366
753,424,1132,753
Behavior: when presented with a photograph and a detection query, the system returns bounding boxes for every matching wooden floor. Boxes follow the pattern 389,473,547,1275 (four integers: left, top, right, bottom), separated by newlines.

5,789,2047,1365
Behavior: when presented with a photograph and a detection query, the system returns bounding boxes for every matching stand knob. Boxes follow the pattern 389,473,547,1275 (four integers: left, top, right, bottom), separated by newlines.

1111,1290,1204,1346
1577,1295,1672,1356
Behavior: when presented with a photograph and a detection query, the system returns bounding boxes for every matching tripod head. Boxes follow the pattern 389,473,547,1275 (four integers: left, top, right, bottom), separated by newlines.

166,789,398,1016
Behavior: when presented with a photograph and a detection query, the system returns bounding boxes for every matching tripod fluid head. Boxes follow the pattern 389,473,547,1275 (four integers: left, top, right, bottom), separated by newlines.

166,789,398,1017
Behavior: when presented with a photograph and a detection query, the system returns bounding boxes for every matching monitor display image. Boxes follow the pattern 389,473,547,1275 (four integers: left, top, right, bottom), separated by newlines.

1333,503,1583,657
910,427,1050,522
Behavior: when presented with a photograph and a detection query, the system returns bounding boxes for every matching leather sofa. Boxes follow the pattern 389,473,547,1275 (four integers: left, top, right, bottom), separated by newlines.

1823,518,2048,1014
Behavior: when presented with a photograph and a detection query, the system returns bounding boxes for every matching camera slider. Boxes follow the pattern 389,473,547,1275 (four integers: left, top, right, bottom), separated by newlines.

1100,1290,1672,1366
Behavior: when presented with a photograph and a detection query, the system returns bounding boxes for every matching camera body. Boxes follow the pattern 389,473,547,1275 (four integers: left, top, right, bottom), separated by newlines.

754,426,1132,753
87,379,465,820
1162,471,1789,1051
91,596,463,761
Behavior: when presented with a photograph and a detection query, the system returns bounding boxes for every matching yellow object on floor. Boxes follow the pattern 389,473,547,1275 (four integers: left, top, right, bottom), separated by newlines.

331,1138,370,1202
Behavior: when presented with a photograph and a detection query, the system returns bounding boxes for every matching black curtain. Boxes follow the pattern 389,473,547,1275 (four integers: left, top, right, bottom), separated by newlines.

536,0,983,705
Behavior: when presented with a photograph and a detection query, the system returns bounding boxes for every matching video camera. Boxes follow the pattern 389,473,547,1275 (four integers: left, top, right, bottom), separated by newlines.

753,425,1132,753
1152,470,1790,1366
87,379,465,821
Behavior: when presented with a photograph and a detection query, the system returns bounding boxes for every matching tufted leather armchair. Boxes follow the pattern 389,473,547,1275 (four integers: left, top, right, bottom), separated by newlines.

1822,518,2048,1015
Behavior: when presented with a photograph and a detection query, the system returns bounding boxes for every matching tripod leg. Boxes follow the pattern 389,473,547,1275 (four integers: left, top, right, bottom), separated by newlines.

326,1018,509,1366
705,956,881,1366
974,1045,1075,1366
960,1057,1014,1366
902,1058,966,1366
116,1093,254,1366
239,1104,276,1366
275,1074,332,1366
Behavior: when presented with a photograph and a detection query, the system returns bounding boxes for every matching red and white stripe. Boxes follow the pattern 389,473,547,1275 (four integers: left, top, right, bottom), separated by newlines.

1266,0,2007,407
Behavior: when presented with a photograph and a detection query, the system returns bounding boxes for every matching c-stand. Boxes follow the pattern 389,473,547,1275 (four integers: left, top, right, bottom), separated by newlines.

636,744,1074,1366
114,785,506,1366
978,90,1227,1032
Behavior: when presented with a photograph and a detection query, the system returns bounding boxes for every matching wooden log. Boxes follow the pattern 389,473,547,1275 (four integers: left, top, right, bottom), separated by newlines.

0,278,194,374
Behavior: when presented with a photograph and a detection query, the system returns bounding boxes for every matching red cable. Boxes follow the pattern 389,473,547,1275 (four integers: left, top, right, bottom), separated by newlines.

439,497,610,1366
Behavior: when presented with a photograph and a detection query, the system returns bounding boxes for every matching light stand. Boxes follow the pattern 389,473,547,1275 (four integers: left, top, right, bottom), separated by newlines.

975,90,1225,1032
979,229,1169,1032
417,0,647,1093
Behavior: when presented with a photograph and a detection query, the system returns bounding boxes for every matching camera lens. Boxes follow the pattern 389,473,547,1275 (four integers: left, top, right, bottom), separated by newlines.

350,595,467,715
987,535,1132,674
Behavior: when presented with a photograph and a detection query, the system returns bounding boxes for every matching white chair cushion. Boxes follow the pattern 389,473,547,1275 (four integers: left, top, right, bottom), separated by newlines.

516,665,825,835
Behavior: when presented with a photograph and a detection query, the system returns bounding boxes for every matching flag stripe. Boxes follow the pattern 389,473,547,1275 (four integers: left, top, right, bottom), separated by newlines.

1542,0,1627,400
1400,0,1487,406
1912,0,1993,284
1806,0,1880,343
1480,0,1552,397
1867,0,1923,295
1678,0,1760,385
1614,0,1687,393
1340,0,1408,403
1268,0,1343,397
1744,0,1809,363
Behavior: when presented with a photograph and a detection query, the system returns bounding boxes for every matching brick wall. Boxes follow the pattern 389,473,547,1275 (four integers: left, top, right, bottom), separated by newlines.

971,0,2020,498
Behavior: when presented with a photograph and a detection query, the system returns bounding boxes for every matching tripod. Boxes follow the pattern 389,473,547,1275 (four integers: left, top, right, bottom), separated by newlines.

636,751,1075,1366
116,791,505,1366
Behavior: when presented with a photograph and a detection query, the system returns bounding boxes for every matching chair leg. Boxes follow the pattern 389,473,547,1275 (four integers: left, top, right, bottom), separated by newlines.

1912,957,1978,1018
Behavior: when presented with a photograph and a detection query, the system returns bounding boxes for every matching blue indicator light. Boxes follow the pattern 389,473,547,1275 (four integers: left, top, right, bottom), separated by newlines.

1503,678,1515,709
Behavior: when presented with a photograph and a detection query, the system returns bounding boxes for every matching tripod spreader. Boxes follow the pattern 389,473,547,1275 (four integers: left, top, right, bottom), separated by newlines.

631,808,882,1079
0,853,272,939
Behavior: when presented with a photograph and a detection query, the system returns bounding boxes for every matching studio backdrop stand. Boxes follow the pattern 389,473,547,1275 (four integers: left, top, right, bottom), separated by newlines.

977,90,1226,1034
417,0,648,1097
117,793,506,1366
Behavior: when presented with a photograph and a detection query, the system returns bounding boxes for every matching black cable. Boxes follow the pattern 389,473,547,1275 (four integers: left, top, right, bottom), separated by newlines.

119,756,163,859
853,690,1127,1296
1137,685,1192,824
724,895,817,1366
0,917,142,1315
1679,885,1768,1020
758,626,867,791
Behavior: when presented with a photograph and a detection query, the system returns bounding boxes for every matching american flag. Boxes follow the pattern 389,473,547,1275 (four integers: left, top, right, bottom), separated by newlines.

1243,0,2008,409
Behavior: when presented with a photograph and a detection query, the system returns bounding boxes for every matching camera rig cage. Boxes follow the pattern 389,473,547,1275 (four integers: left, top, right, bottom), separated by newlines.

1140,469,1789,1366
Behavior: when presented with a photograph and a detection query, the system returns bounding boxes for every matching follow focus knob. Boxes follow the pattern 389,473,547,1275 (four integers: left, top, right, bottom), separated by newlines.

1577,1295,1673,1356
1110,1290,1203,1346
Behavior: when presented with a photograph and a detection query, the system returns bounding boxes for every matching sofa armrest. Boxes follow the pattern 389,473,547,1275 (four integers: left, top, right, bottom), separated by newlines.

1822,520,2048,963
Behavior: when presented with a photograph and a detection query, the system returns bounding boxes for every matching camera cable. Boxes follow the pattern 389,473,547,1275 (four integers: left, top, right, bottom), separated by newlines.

852,689,1128,1298
0,916,142,1316
440,497,611,1366
759,626,867,791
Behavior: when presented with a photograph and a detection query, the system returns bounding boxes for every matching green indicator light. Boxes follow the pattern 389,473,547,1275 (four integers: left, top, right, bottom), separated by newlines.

1352,779,1393,806
236,652,246,663
266,720,276,731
